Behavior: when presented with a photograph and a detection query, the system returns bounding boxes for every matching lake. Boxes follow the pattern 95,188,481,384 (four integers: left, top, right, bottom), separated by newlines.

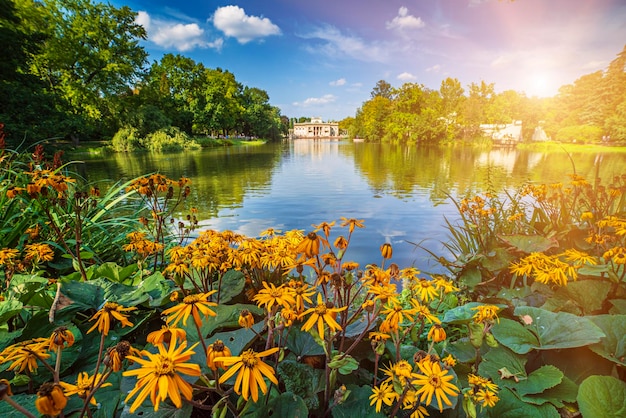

76,140,624,273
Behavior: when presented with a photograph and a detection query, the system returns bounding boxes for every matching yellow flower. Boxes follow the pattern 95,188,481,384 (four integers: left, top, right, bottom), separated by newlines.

162,291,217,328
59,372,112,405
380,243,393,259
104,341,140,372
206,340,232,371
475,388,499,408
280,307,298,327
412,359,459,412
295,231,328,257
340,217,365,234
471,305,500,324
2,338,50,373
369,381,396,413
253,281,296,311
467,374,499,392
0,248,19,266
23,242,54,264
146,326,187,345
288,279,316,313
381,359,414,385
36,383,67,416
215,347,279,402
442,354,457,367
87,302,137,335
413,279,439,303
427,324,447,343
48,326,75,350
238,310,255,328
300,293,346,339
410,300,441,324
123,338,201,412
381,302,416,330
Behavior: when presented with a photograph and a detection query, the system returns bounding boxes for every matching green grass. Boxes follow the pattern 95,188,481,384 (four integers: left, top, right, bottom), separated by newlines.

517,141,626,153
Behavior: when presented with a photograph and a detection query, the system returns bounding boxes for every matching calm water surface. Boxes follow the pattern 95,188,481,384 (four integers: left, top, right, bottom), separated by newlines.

77,140,624,273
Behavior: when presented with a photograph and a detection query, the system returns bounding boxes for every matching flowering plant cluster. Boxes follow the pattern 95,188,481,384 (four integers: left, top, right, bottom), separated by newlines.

0,139,624,418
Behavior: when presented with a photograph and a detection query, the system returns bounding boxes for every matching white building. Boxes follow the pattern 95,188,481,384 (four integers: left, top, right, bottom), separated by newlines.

292,117,339,139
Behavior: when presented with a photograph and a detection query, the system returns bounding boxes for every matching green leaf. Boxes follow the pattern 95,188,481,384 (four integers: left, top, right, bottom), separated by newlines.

541,280,611,315
514,365,563,396
7,274,49,304
520,376,578,408
196,303,263,338
277,360,324,409
499,234,558,253
216,269,246,303
285,327,325,357
491,318,540,354
609,299,626,314
119,399,193,418
0,394,40,417
588,315,626,366
446,337,478,363
245,392,309,418
442,302,486,325
478,345,527,390
331,384,387,418
0,299,24,325
577,375,626,418
328,353,359,375
459,266,482,290
486,387,560,418
514,306,604,351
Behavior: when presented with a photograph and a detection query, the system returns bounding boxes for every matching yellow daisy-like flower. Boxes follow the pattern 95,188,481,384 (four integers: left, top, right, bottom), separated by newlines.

146,325,187,345
471,305,500,324
475,388,499,408
206,340,232,371
381,359,415,385
162,291,217,328
104,341,140,372
0,248,19,266
48,326,75,350
36,383,67,416
339,217,365,234
2,338,50,374
412,279,439,303
23,242,55,264
427,324,447,342
300,293,347,339
412,359,459,412
369,381,397,413
253,281,296,311
60,372,112,405
238,309,255,328
442,354,457,367
214,347,279,402
410,300,441,324
87,302,137,335
123,338,201,413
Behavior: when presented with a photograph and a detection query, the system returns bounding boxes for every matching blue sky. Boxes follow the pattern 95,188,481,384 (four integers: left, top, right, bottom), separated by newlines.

112,0,626,121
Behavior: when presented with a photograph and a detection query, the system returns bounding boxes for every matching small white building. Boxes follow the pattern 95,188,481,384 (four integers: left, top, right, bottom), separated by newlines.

292,117,339,139
480,120,523,143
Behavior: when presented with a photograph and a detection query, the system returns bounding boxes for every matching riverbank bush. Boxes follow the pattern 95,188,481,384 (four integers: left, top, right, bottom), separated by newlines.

0,135,624,417
110,126,200,152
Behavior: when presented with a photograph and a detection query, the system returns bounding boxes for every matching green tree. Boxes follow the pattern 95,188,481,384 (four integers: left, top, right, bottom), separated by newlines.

370,79,393,100
16,0,147,141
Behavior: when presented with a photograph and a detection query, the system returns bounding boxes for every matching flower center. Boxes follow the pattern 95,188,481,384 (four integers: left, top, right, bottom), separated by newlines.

314,304,328,315
183,294,201,304
156,355,176,375
241,350,258,368
429,375,442,388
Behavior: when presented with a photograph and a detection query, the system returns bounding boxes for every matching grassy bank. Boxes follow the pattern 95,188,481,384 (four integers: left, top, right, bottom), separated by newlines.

517,141,626,153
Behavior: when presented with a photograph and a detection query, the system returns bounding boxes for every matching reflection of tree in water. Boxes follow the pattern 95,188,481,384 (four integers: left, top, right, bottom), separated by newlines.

78,145,283,218
343,143,626,202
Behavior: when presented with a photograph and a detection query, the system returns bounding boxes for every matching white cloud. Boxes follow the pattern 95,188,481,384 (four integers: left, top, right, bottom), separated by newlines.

299,25,390,63
135,11,220,51
386,7,425,31
293,94,337,107
212,6,280,44
426,64,441,72
397,72,416,81
330,78,347,86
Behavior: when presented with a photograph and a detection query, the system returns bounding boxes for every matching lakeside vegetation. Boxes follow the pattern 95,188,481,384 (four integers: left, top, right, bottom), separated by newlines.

1,126,625,417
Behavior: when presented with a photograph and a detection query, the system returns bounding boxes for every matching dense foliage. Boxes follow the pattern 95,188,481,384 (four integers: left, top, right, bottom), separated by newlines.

345,45,626,145
0,136,625,417
0,0,288,145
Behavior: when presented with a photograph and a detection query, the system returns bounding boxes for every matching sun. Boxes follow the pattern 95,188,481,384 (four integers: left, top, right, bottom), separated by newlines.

527,72,556,97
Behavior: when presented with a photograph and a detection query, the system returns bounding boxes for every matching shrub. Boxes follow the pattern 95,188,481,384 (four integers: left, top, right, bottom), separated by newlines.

110,126,142,152
141,127,201,152
556,124,603,143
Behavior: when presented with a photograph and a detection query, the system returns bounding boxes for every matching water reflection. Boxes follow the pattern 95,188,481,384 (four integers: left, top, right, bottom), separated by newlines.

78,141,623,273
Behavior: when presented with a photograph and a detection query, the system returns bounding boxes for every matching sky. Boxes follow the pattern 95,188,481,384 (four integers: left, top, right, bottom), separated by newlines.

111,0,626,121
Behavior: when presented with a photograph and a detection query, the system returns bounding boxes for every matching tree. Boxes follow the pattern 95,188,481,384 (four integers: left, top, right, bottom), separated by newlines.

16,0,148,140
370,80,393,100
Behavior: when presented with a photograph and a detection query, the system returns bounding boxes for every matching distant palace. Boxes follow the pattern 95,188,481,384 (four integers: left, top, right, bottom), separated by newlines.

291,117,339,139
